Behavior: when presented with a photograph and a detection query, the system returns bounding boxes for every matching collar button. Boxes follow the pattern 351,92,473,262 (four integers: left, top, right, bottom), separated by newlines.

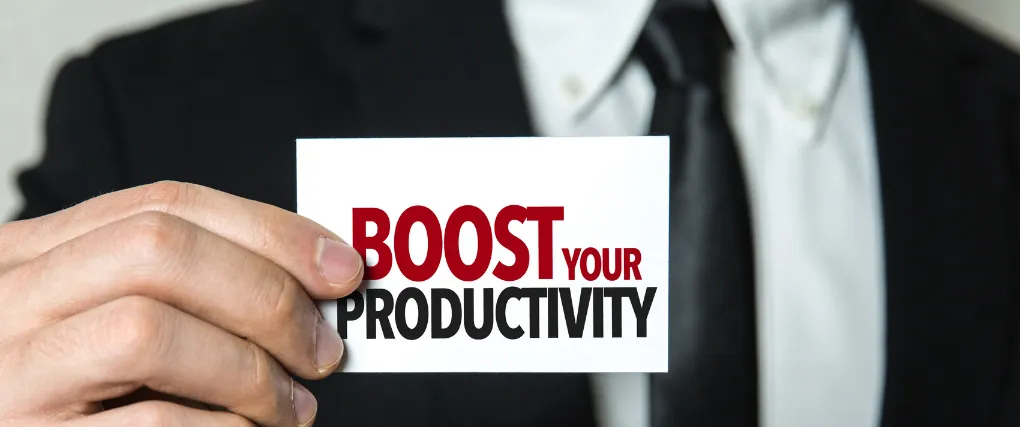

562,75,586,101
788,96,821,120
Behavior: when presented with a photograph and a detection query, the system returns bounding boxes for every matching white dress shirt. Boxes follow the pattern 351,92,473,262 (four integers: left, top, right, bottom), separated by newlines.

504,1,887,427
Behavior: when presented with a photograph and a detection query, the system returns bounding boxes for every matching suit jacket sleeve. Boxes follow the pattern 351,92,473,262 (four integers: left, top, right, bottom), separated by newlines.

14,55,126,221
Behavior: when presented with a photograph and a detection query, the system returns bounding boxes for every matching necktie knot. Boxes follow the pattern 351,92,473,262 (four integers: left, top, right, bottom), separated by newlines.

641,1,731,88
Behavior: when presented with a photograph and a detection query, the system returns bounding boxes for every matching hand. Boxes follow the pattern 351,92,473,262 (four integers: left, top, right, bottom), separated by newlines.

0,181,363,427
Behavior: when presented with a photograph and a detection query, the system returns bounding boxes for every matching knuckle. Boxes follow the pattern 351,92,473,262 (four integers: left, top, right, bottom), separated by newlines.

136,180,196,216
258,271,301,327
242,346,295,425
96,296,170,371
246,340,276,395
129,401,179,427
249,208,285,253
120,212,196,269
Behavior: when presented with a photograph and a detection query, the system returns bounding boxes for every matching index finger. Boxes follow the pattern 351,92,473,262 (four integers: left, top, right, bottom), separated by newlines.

1,181,363,299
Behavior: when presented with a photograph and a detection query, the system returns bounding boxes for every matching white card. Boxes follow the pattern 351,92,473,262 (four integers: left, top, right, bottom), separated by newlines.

296,137,669,373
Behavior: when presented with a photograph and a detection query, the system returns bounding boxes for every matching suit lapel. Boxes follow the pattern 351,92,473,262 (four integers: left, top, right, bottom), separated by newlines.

855,1,1019,426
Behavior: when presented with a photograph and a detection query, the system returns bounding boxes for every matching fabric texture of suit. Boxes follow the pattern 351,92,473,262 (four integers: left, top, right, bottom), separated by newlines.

14,0,1020,426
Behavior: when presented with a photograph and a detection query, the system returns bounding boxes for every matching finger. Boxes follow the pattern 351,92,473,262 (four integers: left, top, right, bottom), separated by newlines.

1,180,363,297
1,212,344,378
61,401,257,427
5,296,318,427
103,387,214,411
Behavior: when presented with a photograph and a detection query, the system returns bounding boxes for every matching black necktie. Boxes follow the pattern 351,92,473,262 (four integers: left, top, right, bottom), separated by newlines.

638,3,760,427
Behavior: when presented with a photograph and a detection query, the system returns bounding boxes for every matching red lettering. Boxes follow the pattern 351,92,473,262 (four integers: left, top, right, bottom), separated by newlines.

352,205,567,282
561,248,581,280
393,206,444,282
624,248,642,280
602,248,622,281
527,207,564,280
562,247,639,281
444,205,492,282
580,247,601,281
493,205,530,281
352,207,391,280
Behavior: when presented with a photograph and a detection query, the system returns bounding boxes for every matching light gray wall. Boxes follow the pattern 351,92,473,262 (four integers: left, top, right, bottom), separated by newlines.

1,0,1018,221
922,0,1020,50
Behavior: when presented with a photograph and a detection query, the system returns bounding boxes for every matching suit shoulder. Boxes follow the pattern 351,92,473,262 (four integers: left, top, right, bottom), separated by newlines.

81,0,347,83
901,2,1020,90
93,1,278,61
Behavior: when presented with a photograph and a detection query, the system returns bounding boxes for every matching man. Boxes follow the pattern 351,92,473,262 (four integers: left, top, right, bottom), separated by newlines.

2,0,1018,426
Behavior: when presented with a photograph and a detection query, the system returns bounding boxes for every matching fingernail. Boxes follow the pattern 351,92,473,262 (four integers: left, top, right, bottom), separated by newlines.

317,237,363,287
293,379,317,427
315,314,344,373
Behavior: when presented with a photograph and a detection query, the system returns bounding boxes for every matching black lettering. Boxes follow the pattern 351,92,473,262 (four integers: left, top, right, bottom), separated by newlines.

431,288,462,339
395,288,429,340
465,288,494,339
518,288,546,338
366,288,395,339
559,287,591,338
352,286,644,340
496,287,524,339
630,287,656,337
336,290,364,339
547,286,559,338
604,287,628,338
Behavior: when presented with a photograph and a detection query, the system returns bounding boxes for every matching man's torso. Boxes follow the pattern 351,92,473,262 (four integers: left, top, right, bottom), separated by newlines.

15,0,1020,426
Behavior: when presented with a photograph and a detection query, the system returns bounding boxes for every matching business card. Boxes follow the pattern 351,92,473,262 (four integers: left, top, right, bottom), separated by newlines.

296,136,669,372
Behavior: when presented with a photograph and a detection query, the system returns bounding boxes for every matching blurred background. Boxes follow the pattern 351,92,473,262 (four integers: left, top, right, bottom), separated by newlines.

0,0,1018,220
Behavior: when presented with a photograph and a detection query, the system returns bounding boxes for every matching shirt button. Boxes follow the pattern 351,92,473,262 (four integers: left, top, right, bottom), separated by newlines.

562,75,586,101
789,96,821,120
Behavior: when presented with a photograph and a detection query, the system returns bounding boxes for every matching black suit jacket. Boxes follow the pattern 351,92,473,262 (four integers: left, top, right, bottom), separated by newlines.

14,0,1020,426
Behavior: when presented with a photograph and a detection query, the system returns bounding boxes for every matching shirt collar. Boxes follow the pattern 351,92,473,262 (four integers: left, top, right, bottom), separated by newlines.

505,0,657,118
506,0,854,128
717,0,855,128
